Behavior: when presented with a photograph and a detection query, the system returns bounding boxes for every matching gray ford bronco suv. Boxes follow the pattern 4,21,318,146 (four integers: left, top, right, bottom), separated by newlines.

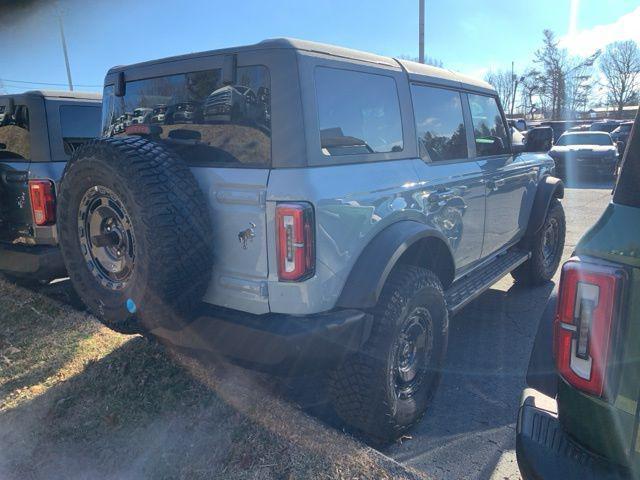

0,91,101,283
56,39,565,441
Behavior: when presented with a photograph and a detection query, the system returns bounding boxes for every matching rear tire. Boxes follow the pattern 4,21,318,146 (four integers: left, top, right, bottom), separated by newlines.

328,265,448,443
512,198,565,286
57,136,213,334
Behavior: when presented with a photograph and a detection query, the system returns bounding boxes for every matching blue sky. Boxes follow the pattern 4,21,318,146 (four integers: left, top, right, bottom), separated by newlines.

0,0,638,94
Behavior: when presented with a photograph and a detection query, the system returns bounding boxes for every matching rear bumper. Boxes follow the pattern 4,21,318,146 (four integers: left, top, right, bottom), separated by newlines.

517,388,631,480
0,243,66,281
149,306,373,374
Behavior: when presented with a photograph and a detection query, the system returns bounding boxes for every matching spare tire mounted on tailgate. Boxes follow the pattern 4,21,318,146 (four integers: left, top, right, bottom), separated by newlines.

57,136,213,333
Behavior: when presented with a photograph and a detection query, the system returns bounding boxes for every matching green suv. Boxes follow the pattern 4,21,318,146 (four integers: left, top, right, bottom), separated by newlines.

517,111,640,479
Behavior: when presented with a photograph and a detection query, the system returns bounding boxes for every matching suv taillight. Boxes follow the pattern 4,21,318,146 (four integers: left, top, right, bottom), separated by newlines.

28,179,56,226
276,203,314,281
554,259,624,397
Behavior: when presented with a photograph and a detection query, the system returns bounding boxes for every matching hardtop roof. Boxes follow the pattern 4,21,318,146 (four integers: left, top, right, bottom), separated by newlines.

0,90,101,101
106,37,496,94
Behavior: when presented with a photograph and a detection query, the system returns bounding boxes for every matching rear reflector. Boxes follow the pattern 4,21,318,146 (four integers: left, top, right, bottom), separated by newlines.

276,203,314,281
28,179,56,226
554,259,624,397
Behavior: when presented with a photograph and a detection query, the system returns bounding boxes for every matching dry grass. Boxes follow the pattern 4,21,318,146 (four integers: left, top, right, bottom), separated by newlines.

0,278,425,480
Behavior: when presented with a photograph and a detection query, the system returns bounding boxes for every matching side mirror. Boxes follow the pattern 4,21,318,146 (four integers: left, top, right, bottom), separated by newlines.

0,142,6,150
525,127,553,152
616,141,625,154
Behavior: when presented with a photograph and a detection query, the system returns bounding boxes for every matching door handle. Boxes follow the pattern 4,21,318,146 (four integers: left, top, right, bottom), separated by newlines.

488,179,506,191
1,171,28,184
428,189,454,205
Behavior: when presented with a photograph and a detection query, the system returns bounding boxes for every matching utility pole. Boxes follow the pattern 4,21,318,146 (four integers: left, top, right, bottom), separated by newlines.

56,4,73,91
418,0,424,63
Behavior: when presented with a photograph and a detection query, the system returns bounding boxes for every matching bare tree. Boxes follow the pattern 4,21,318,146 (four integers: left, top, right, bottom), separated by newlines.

519,68,543,119
600,40,640,116
484,70,516,113
534,29,599,119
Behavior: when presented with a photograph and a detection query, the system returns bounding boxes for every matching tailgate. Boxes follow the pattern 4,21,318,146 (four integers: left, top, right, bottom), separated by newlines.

191,167,270,314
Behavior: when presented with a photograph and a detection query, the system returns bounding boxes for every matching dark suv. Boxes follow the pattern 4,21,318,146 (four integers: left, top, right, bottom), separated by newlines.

517,112,640,479
0,90,101,283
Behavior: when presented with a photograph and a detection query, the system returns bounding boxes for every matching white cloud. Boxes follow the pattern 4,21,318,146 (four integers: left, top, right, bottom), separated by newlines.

559,6,640,57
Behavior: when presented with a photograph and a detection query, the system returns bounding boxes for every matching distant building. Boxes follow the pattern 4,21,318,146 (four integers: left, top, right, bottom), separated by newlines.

581,105,639,120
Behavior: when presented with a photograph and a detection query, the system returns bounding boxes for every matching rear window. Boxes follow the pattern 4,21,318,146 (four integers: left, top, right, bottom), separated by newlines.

556,133,612,146
315,67,403,157
411,84,468,162
614,115,639,207
101,66,271,167
60,105,101,155
0,105,30,160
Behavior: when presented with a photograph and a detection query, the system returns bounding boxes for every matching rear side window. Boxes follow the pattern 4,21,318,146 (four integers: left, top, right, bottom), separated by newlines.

315,67,403,156
0,105,30,160
468,94,509,156
411,85,468,161
102,66,271,167
60,105,101,155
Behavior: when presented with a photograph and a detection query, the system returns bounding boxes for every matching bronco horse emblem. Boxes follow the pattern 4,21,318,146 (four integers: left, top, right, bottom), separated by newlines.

238,222,256,249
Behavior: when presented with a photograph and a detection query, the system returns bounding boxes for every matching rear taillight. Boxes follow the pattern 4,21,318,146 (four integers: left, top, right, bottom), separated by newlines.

553,259,624,397
28,179,56,226
276,202,314,281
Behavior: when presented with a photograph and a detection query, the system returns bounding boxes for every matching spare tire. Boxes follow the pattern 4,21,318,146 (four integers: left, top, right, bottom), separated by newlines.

57,136,213,333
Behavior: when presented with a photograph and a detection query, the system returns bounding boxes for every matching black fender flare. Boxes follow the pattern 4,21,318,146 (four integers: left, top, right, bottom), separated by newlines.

336,221,454,309
525,175,564,237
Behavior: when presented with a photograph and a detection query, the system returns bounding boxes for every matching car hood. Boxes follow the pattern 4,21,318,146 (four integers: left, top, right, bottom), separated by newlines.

550,145,616,153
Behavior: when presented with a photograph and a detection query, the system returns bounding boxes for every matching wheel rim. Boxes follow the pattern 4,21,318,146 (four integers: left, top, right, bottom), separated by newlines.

541,217,560,269
393,307,434,399
78,186,135,290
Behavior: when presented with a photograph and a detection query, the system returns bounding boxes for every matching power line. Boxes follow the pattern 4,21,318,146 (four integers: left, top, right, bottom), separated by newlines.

0,78,101,88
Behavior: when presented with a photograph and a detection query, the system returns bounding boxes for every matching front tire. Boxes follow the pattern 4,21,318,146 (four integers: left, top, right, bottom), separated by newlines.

512,198,565,286
328,265,448,442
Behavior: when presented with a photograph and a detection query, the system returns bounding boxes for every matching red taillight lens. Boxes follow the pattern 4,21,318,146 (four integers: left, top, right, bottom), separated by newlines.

553,259,624,397
28,180,56,226
276,203,314,281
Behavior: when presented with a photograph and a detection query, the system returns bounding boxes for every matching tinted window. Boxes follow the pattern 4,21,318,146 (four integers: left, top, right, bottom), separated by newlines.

60,105,101,155
411,85,467,161
468,94,509,156
556,133,613,146
102,66,271,167
315,67,403,156
0,105,30,160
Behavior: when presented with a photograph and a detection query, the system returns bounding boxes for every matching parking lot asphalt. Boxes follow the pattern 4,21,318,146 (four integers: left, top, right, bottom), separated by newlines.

386,178,615,480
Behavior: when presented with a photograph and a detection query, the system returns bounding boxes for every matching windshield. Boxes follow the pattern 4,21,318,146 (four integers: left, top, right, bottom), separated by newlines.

556,133,613,146
614,124,632,134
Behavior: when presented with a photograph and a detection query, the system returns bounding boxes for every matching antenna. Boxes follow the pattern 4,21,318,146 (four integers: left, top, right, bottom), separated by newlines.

56,3,74,91
418,0,425,63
